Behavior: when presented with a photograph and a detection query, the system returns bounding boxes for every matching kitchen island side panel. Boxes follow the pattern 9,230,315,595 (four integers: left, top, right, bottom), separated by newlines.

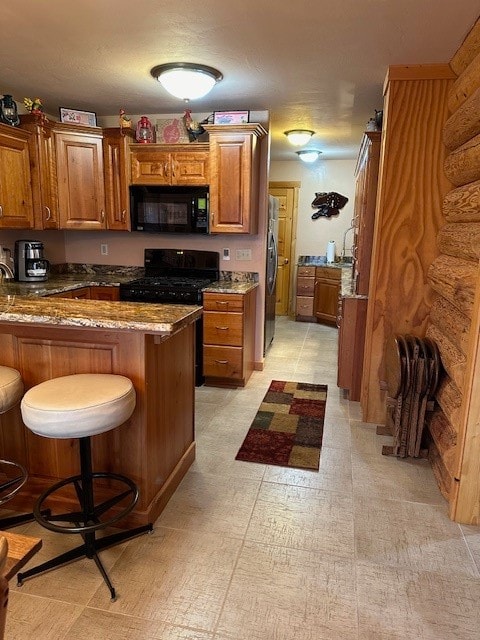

0,322,195,527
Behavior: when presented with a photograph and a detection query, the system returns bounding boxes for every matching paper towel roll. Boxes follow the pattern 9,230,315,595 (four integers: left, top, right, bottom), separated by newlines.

326,240,336,263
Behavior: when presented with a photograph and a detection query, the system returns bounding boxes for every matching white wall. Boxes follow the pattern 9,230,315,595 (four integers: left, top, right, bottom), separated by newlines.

269,158,357,262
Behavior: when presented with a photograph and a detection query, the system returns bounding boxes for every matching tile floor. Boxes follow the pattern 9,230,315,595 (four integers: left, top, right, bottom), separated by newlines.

4,317,480,639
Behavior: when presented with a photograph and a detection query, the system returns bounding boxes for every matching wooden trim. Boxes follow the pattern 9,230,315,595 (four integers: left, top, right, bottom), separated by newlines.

254,360,264,371
268,181,301,188
383,64,455,93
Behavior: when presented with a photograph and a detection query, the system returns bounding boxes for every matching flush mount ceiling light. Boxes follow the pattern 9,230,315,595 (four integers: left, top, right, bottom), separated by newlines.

296,150,322,163
150,63,223,101
284,129,315,146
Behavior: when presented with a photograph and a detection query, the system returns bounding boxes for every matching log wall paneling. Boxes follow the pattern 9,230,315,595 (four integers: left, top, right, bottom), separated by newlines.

360,65,454,424
444,132,480,187
429,296,471,356
450,18,480,76
437,222,480,261
425,324,466,393
443,179,480,222
443,86,480,151
427,255,477,318
435,376,463,429
429,16,480,524
447,49,480,114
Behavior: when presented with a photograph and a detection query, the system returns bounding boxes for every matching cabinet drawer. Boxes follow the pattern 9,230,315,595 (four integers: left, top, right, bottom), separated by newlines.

297,266,316,277
297,277,315,296
296,296,314,316
315,266,341,280
203,346,243,379
203,312,243,346
203,293,244,312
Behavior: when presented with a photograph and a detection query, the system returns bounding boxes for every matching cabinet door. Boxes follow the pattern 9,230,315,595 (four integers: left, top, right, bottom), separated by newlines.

19,116,59,229
130,149,171,184
171,151,209,185
89,286,120,301
314,275,340,325
0,127,35,229
55,131,106,230
103,129,133,230
205,124,265,234
208,132,253,233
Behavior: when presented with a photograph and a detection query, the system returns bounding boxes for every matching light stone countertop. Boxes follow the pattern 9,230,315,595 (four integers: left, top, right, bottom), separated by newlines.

203,281,259,294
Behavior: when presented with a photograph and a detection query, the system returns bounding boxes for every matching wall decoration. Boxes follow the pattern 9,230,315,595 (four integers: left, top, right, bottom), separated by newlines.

213,110,249,125
155,118,190,143
59,108,97,126
311,192,348,219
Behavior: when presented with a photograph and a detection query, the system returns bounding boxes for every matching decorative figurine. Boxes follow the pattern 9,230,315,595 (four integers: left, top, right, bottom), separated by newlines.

119,108,131,129
135,116,154,143
311,192,349,219
23,97,48,123
0,94,20,126
182,109,206,142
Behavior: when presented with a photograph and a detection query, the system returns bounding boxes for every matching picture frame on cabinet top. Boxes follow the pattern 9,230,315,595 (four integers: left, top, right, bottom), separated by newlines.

59,108,97,127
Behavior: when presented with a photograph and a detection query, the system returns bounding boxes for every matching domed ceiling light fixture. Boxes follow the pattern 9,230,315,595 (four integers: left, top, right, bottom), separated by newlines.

284,129,315,146
296,149,322,163
150,63,223,101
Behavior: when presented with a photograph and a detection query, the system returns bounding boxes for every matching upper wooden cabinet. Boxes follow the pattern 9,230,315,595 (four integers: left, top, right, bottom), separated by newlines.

130,144,209,186
103,128,134,230
54,123,106,230
19,114,59,229
204,124,266,234
0,123,35,229
352,131,381,296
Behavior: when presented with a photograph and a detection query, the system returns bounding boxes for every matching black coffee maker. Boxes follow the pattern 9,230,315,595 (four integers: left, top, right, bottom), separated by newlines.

14,240,50,282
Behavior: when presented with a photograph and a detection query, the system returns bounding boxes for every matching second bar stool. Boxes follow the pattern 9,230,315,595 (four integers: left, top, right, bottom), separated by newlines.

0,365,35,529
17,373,153,600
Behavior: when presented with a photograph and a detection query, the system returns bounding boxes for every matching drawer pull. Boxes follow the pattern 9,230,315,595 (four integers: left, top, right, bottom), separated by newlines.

216,301,229,307
215,326,229,331
215,360,229,365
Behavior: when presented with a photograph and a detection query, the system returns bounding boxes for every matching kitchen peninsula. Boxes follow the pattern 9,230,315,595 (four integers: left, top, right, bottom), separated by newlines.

0,288,201,526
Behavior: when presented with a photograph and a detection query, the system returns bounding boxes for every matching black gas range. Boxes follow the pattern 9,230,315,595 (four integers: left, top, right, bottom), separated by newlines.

119,249,219,304
119,249,220,386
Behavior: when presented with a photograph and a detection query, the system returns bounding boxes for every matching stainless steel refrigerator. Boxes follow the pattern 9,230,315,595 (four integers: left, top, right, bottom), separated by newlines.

264,195,279,354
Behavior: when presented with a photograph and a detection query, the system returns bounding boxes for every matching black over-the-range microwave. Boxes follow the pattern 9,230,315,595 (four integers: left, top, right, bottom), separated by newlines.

130,185,209,234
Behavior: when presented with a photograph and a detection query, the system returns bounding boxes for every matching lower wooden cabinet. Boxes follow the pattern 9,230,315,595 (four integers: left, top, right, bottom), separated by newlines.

48,286,119,300
295,266,316,321
203,289,257,386
314,266,341,325
337,296,368,401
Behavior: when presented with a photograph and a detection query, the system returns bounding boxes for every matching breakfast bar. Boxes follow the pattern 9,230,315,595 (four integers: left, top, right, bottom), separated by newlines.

0,294,201,527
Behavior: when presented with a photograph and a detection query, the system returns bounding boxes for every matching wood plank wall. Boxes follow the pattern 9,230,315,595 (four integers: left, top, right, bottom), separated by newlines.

425,17,480,523
360,65,455,424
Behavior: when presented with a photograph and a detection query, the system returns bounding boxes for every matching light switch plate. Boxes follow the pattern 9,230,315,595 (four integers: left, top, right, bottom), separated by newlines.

236,249,252,261
223,248,230,260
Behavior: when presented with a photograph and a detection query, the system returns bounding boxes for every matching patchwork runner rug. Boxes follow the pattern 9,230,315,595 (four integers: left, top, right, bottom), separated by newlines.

235,380,327,470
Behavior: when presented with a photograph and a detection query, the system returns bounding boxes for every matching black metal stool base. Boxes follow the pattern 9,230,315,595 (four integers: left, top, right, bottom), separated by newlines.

17,522,153,600
16,436,153,600
0,509,50,530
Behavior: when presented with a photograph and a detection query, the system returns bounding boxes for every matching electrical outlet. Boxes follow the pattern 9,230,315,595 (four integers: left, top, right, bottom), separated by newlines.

100,244,108,256
236,249,252,261
222,248,230,261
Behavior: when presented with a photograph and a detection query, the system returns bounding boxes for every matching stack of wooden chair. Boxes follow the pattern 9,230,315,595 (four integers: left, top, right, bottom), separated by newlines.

378,334,441,458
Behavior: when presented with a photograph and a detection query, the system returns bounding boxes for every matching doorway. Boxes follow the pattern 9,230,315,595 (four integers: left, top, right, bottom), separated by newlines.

268,181,300,316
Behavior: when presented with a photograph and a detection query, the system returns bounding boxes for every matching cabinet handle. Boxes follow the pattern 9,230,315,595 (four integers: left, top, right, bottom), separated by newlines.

164,163,169,177
121,209,126,222
101,210,105,223
0,205,2,218
45,206,51,221
215,360,229,365
216,301,228,307
215,326,229,331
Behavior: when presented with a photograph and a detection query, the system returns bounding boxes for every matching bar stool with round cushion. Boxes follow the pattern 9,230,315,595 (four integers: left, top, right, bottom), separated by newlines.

17,373,153,600
0,366,35,529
